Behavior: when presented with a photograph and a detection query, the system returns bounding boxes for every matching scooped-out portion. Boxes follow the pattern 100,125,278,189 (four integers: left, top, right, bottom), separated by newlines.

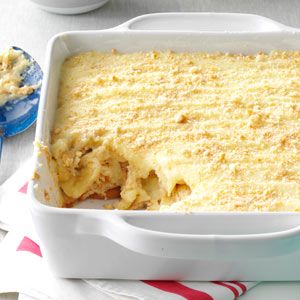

48,50,300,211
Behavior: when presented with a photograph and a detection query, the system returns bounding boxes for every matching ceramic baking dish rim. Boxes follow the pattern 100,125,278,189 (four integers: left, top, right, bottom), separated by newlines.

30,12,300,215
27,13,300,260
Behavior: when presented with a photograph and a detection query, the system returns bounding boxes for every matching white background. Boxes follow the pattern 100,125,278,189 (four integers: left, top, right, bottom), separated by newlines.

1,0,300,299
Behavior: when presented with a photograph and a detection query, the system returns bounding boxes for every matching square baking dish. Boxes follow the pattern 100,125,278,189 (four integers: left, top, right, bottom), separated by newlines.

29,13,300,280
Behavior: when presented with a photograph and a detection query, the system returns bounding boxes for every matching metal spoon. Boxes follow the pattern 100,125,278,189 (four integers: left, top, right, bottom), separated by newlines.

0,47,43,160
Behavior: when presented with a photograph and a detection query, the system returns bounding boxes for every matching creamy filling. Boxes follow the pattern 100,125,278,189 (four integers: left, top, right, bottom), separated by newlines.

50,50,300,211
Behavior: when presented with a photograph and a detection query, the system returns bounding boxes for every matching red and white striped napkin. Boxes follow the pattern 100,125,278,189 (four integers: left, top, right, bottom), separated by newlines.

0,161,258,300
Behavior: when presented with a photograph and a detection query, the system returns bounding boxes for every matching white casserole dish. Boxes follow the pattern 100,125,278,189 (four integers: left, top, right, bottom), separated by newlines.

29,13,300,280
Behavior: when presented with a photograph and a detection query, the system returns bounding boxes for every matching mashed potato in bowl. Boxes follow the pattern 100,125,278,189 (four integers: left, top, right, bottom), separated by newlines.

0,47,36,106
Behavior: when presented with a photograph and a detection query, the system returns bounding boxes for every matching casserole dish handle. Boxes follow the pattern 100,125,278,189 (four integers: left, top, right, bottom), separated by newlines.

113,13,295,32
79,214,300,260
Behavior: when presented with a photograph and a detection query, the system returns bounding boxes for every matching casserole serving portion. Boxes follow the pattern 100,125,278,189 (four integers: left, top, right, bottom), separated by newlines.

30,13,300,280
51,50,300,211
0,48,36,105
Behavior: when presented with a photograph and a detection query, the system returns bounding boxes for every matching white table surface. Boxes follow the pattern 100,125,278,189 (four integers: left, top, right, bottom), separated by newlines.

1,0,300,299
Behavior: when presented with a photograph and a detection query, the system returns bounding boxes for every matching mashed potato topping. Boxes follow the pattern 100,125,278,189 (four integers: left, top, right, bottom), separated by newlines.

0,48,35,106
50,50,300,211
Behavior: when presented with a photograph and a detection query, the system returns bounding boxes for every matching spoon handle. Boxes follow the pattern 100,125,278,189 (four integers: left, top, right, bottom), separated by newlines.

0,131,3,162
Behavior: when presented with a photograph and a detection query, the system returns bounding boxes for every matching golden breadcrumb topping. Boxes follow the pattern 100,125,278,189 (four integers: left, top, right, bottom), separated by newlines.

50,50,300,211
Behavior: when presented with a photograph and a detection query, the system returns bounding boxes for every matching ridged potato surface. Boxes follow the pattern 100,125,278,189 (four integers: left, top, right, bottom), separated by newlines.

50,50,300,211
